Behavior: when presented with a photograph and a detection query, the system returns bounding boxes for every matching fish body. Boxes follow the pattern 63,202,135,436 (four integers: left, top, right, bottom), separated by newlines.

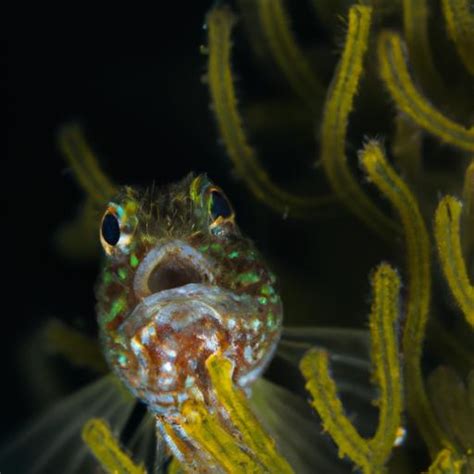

95,174,283,456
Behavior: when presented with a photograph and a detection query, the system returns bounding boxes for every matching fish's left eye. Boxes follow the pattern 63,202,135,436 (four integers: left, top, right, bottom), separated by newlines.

209,189,233,221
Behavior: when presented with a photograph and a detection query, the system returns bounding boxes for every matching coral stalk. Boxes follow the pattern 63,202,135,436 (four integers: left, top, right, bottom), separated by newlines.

257,0,325,107
82,418,146,474
58,124,117,203
377,31,474,152
206,5,335,218
426,449,465,473
391,115,422,183
359,141,454,456
178,353,294,473
402,0,445,99
434,196,474,324
320,6,397,238
300,263,403,474
441,0,474,76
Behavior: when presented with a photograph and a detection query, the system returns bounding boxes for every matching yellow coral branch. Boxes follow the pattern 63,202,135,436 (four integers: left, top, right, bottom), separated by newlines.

205,354,294,473
54,196,101,260
44,319,108,373
359,141,452,456
256,0,325,107
300,263,403,473
167,457,183,474
367,264,403,465
82,418,146,474
463,160,474,259
320,6,398,237
300,348,372,471
425,449,465,473
391,115,422,183
180,400,268,473
58,124,118,203
171,354,293,473
434,196,474,324
206,5,335,218
402,0,445,98
441,0,474,76
377,31,474,152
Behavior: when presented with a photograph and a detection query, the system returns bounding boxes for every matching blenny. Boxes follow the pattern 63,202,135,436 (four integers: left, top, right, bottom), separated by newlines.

96,174,283,466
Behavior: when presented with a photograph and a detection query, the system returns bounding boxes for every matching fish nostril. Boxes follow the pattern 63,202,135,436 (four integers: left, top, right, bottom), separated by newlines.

147,257,205,293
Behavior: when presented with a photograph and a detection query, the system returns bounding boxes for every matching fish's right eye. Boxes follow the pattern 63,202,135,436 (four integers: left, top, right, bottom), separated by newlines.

101,213,120,246
100,201,138,255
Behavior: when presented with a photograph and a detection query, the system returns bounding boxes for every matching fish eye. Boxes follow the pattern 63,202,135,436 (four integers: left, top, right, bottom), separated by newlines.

100,201,137,255
209,189,233,222
101,212,120,246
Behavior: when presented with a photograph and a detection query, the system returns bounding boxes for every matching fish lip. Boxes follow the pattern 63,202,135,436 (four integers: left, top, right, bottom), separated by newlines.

133,240,215,299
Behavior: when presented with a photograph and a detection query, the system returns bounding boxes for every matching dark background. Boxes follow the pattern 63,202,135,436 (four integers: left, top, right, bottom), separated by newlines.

4,1,390,440
5,0,225,435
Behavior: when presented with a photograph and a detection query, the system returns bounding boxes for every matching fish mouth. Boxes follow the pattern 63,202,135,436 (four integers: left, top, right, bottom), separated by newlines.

133,240,215,299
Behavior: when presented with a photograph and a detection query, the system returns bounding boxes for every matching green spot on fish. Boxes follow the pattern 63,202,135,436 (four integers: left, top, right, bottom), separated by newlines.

258,296,268,305
210,242,223,253
237,272,260,285
118,268,128,281
103,298,126,324
260,284,275,296
228,250,239,259
117,353,128,366
130,254,139,268
267,312,277,330
103,271,113,284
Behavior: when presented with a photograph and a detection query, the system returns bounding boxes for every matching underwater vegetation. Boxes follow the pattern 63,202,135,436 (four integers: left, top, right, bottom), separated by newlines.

2,0,474,473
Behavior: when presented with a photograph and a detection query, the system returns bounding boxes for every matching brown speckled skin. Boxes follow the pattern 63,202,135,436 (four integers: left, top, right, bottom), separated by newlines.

95,174,283,418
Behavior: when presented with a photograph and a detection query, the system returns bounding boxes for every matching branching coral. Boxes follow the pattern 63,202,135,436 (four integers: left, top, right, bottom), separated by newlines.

81,354,294,474
255,0,325,109
319,6,398,238
434,196,474,324
174,354,294,474
401,0,446,100
13,0,473,473
441,0,474,77
359,141,451,456
58,124,117,203
377,31,474,152
55,125,117,260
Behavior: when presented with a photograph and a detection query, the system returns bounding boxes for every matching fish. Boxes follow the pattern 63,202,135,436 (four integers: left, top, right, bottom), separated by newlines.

96,173,283,468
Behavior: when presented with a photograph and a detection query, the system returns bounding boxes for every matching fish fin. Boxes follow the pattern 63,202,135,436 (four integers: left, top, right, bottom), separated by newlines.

251,378,352,473
256,325,377,473
126,411,164,471
270,326,377,436
0,375,136,474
